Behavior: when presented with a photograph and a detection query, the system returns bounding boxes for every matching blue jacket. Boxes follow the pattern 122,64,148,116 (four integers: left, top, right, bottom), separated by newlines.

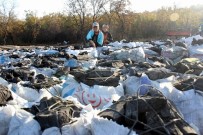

86,30,104,46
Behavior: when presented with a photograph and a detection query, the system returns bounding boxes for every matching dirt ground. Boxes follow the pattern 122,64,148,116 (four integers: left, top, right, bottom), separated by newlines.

0,44,71,50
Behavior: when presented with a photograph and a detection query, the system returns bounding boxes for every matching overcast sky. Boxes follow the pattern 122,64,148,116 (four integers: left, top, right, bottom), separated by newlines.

13,0,203,19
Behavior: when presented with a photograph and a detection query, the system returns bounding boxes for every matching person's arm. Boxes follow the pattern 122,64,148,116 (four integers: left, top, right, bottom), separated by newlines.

108,32,113,42
90,40,96,47
97,31,104,46
86,30,93,41
86,30,96,47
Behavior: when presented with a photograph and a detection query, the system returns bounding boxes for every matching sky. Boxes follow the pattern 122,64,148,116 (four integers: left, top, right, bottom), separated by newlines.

12,0,203,19
130,0,203,12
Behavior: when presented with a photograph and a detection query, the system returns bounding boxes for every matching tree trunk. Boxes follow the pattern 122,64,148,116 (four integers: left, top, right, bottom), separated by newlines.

3,30,7,45
81,27,86,46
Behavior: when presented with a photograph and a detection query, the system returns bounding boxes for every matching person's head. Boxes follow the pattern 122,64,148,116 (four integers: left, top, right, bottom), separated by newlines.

92,22,99,32
102,24,109,32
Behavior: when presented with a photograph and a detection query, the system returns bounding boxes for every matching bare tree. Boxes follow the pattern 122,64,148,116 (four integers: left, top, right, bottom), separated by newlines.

111,0,130,39
102,1,115,26
66,0,89,45
90,0,108,22
24,10,40,44
0,0,16,45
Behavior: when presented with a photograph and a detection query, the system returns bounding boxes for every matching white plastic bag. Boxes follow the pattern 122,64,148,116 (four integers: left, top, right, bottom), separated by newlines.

123,75,153,95
109,41,139,49
161,46,188,64
91,117,137,135
11,83,39,102
61,75,81,98
64,58,78,68
0,105,16,135
8,109,41,135
91,48,98,58
0,55,10,65
62,109,100,135
152,81,203,134
73,83,124,109
62,117,91,135
181,35,203,45
42,127,61,135
36,89,53,102
47,84,63,97
111,47,145,62
173,90,203,134
7,88,33,108
123,76,140,95
144,49,159,57
30,67,56,77
79,59,97,70
35,49,59,56
0,77,9,86
188,45,203,61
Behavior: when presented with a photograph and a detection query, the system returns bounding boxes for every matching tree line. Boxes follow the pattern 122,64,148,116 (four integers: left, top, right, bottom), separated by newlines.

0,0,203,45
